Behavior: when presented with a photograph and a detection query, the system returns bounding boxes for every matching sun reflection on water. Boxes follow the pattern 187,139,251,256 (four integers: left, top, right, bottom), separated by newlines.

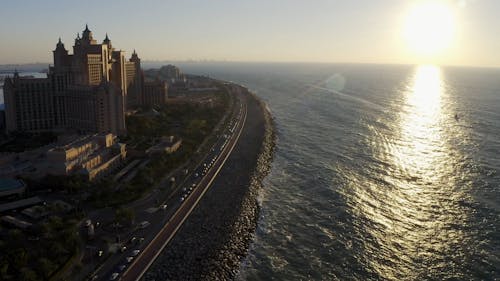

349,65,470,280
397,65,444,180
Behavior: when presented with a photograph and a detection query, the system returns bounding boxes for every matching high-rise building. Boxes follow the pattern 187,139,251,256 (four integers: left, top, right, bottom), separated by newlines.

0,110,5,134
3,25,155,136
143,79,168,107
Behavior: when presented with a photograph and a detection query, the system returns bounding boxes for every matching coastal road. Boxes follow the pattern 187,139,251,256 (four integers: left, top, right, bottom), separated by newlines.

118,88,247,281
86,85,240,281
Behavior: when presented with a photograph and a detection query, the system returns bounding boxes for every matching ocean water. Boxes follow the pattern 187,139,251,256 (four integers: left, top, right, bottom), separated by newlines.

177,62,500,280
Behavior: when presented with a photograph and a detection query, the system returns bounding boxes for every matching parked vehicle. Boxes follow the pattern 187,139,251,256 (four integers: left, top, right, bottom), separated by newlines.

118,265,126,272
139,221,150,229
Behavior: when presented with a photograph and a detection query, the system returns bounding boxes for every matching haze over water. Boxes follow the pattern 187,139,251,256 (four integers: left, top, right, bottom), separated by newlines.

177,62,500,280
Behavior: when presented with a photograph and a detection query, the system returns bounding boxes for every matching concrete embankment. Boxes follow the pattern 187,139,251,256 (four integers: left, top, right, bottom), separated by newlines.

143,88,275,280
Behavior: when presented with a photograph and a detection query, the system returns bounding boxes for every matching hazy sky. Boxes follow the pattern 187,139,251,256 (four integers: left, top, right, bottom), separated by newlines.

0,0,498,67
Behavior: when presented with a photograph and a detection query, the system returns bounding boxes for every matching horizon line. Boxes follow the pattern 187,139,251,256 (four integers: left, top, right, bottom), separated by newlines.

0,60,498,70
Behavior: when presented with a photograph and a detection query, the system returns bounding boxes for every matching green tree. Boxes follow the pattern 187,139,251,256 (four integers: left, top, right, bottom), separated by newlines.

47,241,69,259
10,248,28,269
115,207,135,226
0,257,9,278
37,258,56,279
19,267,39,281
7,229,23,248
47,216,63,230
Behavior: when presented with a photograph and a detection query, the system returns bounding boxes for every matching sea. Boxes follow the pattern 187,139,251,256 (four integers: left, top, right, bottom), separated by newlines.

175,62,500,280
2,63,500,280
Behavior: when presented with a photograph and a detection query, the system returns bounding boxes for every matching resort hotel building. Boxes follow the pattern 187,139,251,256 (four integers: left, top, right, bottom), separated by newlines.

3,25,168,136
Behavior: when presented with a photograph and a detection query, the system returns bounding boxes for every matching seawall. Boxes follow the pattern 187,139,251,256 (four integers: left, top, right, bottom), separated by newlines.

143,87,275,280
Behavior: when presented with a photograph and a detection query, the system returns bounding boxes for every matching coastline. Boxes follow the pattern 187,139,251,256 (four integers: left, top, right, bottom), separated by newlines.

143,86,276,280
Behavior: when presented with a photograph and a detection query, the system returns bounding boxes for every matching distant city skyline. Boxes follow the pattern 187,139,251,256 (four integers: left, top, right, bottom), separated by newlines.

1,0,499,67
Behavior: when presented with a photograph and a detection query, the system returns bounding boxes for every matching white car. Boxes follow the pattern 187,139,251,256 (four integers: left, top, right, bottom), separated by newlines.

138,221,150,229
132,249,140,256
126,256,134,263
110,272,119,280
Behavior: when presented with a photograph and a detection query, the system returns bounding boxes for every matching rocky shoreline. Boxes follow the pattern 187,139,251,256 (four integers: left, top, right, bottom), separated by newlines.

143,87,275,280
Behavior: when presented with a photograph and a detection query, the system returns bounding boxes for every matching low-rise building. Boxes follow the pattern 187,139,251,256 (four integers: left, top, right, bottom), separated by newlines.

1,215,33,230
44,133,126,181
143,79,168,107
0,178,26,198
0,196,42,213
0,133,126,181
146,136,182,155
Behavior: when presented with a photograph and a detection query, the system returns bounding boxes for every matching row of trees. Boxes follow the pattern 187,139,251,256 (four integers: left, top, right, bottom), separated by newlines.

0,215,81,281
106,91,229,205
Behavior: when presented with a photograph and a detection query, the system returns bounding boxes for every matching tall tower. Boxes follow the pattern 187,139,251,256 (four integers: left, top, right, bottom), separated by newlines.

53,38,68,69
80,24,96,45
103,33,112,49
130,49,141,67
125,50,144,107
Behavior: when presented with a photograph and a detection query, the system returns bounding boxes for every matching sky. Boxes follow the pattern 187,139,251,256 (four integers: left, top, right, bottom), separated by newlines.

0,0,499,67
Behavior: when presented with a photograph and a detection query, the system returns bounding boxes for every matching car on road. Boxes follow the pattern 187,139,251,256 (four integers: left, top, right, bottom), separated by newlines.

118,264,126,272
132,249,140,256
126,256,134,263
109,272,119,280
139,221,150,229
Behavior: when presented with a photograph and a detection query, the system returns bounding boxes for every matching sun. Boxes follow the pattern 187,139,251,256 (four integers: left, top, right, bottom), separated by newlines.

403,2,456,56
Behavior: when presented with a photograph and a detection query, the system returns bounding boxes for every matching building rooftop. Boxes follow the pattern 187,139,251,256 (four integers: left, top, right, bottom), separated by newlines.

1,215,33,230
0,196,42,213
0,178,25,192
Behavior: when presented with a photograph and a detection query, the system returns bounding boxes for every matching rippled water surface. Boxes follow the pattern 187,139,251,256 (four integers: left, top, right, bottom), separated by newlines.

182,63,500,280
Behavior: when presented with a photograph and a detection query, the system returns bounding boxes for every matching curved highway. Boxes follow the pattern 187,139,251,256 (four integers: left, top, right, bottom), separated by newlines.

99,86,248,281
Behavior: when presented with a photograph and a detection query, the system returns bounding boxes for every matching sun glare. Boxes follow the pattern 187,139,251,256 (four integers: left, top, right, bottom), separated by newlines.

403,2,456,56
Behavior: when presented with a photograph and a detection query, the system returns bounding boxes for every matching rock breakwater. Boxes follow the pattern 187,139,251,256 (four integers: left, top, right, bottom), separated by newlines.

143,88,275,280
